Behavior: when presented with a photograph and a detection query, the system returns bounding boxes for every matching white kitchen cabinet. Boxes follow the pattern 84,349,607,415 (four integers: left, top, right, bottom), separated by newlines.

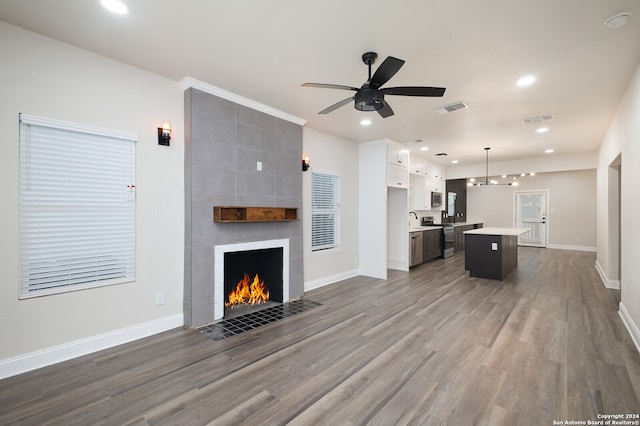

431,164,444,181
387,144,409,168
387,141,409,188
409,155,448,210
430,177,444,193
410,174,428,210
388,163,409,188
409,157,425,175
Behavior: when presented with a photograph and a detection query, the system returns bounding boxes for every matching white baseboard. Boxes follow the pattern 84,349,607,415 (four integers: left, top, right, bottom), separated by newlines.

547,244,596,252
0,314,184,380
387,257,409,272
619,302,640,354
595,259,621,289
304,269,360,292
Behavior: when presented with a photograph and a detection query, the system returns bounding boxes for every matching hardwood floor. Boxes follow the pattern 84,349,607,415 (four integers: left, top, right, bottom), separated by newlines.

1,248,639,425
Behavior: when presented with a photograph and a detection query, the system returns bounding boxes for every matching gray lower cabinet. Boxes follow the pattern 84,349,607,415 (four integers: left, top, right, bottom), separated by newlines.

453,223,483,252
423,229,442,261
410,229,443,267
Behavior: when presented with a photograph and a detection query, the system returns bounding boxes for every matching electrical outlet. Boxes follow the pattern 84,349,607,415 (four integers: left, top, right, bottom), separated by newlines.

155,291,165,306
256,161,262,171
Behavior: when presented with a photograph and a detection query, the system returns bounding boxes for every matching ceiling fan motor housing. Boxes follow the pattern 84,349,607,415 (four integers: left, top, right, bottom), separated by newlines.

302,52,445,117
355,88,384,111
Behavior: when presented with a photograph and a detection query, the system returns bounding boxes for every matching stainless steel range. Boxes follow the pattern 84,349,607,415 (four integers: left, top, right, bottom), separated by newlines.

421,216,453,259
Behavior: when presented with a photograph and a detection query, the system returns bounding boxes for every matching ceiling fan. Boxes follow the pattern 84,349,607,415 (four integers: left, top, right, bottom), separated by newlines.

302,52,446,118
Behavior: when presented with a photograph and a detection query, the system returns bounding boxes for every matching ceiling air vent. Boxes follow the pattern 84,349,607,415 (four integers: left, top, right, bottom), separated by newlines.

434,101,469,114
521,114,555,125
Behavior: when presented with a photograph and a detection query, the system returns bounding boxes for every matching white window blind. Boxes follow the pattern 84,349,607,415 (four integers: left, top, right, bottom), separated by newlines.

311,171,340,251
18,113,137,298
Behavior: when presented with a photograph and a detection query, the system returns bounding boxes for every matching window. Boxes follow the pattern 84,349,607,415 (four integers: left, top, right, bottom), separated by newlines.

311,171,340,251
18,114,137,298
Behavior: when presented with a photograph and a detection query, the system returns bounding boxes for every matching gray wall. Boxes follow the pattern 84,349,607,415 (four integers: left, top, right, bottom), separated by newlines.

184,88,303,327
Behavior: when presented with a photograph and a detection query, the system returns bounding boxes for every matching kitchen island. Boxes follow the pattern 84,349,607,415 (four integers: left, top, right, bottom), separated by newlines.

463,227,530,280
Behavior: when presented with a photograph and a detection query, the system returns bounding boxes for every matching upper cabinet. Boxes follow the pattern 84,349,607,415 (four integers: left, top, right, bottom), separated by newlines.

388,144,409,168
430,164,445,181
409,154,447,210
388,164,409,188
410,174,428,210
409,156,445,180
409,157,426,175
387,142,409,188
429,177,444,195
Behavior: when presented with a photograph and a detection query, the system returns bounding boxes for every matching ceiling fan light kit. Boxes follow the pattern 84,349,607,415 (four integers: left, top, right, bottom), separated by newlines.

302,51,446,118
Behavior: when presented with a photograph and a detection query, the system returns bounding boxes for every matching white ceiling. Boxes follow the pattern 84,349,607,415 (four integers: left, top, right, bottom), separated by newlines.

1,0,639,167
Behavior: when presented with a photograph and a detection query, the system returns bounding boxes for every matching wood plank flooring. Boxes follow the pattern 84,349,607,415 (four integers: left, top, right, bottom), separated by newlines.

1,248,639,425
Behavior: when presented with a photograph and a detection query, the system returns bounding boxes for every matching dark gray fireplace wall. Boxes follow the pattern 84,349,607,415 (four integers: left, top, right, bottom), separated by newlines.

184,88,304,327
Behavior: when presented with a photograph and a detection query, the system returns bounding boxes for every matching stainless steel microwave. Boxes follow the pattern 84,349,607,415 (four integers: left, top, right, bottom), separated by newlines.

431,191,442,208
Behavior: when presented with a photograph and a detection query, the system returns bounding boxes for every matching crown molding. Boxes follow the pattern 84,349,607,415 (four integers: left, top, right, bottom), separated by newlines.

180,77,307,126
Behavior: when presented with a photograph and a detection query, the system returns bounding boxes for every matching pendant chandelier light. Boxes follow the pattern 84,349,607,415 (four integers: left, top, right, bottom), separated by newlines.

469,147,519,186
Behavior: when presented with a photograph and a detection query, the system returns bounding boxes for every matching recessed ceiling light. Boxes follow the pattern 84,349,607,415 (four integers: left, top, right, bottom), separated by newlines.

360,119,371,126
516,75,536,87
420,146,429,151
101,0,129,14
536,127,549,133
451,160,459,164
545,149,555,154
605,12,631,30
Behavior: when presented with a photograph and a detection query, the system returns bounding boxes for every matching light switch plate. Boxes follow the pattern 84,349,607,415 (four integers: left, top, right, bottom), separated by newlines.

491,242,498,251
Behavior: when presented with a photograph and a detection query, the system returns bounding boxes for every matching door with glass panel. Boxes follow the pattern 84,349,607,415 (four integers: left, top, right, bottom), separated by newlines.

515,191,547,247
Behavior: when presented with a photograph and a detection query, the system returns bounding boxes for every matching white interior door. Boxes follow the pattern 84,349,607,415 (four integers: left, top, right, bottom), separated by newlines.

515,191,547,247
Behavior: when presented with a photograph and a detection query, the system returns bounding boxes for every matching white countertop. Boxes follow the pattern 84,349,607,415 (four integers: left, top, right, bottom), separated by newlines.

409,226,443,232
447,221,483,227
463,227,531,236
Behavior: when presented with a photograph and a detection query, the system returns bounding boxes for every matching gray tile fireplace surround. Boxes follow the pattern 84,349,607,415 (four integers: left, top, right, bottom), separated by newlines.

184,87,304,327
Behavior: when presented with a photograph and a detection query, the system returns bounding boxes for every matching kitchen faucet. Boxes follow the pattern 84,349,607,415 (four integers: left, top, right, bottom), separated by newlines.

409,211,418,220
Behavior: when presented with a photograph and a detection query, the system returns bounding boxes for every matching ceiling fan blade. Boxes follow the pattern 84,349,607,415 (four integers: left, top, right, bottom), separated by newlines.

369,56,405,89
377,101,394,118
302,83,359,91
381,86,446,97
318,96,355,114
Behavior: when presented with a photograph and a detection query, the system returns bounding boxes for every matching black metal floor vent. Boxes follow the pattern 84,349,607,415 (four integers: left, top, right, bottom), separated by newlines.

198,299,321,341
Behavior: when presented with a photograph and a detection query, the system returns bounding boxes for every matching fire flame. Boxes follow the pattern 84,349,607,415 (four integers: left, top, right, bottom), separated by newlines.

225,273,270,308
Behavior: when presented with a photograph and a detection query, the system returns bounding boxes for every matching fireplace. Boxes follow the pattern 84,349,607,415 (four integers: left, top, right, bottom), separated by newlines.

214,239,289,320
224,247,283,316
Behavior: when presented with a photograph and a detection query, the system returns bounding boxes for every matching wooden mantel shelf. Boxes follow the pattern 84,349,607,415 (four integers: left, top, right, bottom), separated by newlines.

213,206,298,223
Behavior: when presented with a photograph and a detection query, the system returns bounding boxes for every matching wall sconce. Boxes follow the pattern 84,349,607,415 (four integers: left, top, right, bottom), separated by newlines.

158,121,171,146
302,156,310,172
